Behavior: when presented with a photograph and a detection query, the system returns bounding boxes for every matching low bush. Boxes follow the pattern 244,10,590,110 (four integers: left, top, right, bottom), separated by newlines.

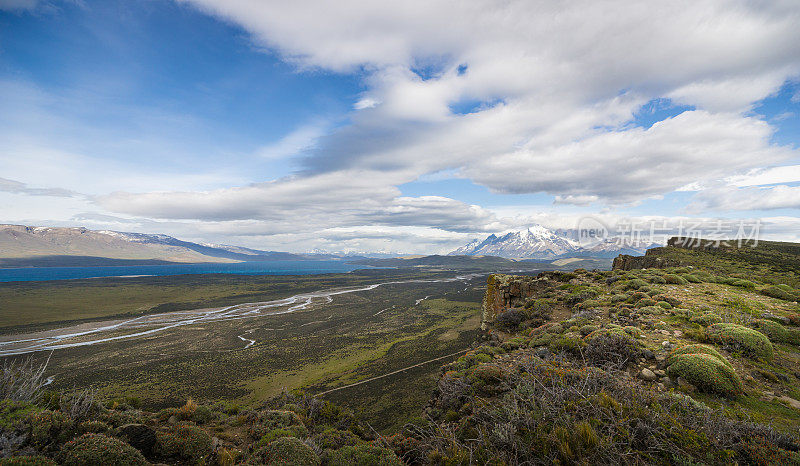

584,328,643,368
751,319,790,343
761,286,800,302
682,274,702,283
28,409,74,449
731,279,756,289
58,433,147,466
624,279,648,290
690,312,723,327
156,422,213,463
664,274,689,285
634,298,657,308
251,437,320,466
666,353,742,397
495,308,526,330
657,301,673,309
327,443,403,466
667,344,732,369
257,425,310,446
312,427,361,450
707,323,774,361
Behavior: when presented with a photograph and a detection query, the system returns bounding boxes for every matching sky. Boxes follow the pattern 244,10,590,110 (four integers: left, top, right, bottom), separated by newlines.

1,0,799,254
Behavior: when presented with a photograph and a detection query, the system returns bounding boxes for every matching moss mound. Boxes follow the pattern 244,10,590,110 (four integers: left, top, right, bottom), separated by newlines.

751,319,790,343
58,433,147,466
689,312,722,327
253,436,320,466
707,323,774,361
666,353,742,397
667,344,732,369
156,422,213,463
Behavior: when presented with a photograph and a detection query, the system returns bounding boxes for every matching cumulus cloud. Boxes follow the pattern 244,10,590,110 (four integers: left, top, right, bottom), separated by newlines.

7,0,800,252
182,0,800,205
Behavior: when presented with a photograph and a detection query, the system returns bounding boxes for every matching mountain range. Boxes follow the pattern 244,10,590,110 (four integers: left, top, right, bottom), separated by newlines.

0,224,354,267
449,225,658,259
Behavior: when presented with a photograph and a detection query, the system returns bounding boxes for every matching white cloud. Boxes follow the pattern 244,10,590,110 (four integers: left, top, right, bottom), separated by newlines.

726,165,800,187
689,185,800,212
256,123,327,159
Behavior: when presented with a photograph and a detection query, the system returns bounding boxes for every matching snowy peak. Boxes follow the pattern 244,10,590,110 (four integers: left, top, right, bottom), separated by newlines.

449,225,658,260
449,225,580,260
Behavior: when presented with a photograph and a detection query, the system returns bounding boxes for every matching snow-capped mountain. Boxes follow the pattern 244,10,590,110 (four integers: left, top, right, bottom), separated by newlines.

449,225,581,259
450,225,660,260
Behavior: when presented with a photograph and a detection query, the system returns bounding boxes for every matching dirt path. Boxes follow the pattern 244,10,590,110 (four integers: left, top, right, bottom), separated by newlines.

314,348,471,396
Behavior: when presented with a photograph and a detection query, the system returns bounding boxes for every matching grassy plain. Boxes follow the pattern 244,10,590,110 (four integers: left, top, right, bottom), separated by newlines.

1,269,491,431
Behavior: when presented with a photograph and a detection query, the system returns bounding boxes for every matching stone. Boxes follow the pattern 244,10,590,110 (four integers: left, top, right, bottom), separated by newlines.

642,349,655,360
661,340,671,348
673,330,683,338
654,369,666,377
779,396,800,410
640,368,658,381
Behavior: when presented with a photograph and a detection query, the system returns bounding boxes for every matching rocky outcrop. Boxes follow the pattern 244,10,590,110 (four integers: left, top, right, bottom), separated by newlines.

612,252,674,270
482,274,550,329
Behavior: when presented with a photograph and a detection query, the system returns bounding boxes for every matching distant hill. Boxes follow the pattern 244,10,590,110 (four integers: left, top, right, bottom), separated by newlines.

351,254,611,271
450,225,658,259
0,224,353,267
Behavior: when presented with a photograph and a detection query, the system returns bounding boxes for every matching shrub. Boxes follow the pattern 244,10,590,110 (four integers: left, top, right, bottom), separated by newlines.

634,298,657,308
0,457,57,466
257,425,309,446
657,301,673,309
664,274,688,285
579,324,599,337
28,409,74,448
0,400,38,431
192,405,213,424
761,286,800,302
627,292,649,303
1,357,51,403
624,279,648,290
58,433,147,466
682,274,702,283
548,335,586,355
654,294,682,307
731,279,756,289
666,353,742,397
495,308,526,330
327,443,403,466
157,423,213,463
751,319,790,343
584,328,642,368
707,323,774,361
252,437,320,466
312,427,361,450
667,344,732,369
690,313,723,327
649,275,667,284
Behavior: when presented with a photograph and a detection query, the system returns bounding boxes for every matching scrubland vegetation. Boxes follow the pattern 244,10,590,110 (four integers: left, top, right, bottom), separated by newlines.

2,239,800,464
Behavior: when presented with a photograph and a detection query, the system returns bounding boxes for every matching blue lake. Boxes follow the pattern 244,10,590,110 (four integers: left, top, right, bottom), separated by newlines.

0,260,372,283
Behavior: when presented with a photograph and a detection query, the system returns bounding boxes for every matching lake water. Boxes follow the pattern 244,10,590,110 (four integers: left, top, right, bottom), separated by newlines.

0,260,372,283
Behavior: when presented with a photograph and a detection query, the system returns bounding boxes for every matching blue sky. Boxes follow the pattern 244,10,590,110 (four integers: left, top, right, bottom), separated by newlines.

1,0,799,253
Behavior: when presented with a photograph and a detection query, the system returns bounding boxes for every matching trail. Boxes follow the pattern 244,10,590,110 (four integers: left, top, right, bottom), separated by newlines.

314,348,471,397
0,274,481,357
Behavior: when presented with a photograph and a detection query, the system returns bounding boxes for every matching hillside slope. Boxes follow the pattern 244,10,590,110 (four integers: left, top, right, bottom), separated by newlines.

3,238,800,464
